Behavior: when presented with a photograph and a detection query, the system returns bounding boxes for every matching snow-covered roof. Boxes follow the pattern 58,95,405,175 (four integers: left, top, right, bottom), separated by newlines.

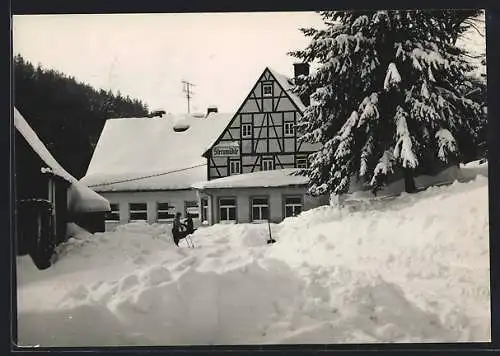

81,112,234,192
15,108,74,184
14,108,110,213
268,67,306,112
192,168,309,190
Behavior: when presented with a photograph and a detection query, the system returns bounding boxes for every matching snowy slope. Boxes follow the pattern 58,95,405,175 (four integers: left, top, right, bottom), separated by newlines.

16,167,489,346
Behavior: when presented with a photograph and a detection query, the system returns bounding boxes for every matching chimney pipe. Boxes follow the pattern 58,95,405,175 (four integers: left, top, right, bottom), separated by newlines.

293,62,310,79
293,63,310,107
206,106,218,118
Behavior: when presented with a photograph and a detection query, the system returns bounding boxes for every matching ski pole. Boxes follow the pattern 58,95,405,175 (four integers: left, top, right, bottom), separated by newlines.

267,220,276,244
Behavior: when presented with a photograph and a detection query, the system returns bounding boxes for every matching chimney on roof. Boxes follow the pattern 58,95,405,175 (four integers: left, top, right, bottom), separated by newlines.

293,62,310,79
149,109,166,118
293,63,311,107
206,106,218,118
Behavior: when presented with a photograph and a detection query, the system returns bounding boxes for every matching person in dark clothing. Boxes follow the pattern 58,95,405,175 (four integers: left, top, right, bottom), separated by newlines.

172,212,187,246
184,212,196,235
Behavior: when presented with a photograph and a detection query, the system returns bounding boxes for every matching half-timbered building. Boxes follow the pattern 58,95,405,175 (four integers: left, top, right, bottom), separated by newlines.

193,64,329,224
80,111,233,231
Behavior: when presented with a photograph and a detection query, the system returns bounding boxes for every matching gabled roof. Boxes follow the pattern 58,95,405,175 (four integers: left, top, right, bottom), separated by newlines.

14,108,110,213
80,112,233,192
203,67,306,157
267,67,306,112
192,168,309,189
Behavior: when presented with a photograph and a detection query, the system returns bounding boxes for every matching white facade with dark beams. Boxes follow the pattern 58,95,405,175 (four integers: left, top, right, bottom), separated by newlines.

194,64,328,225
82,64,328,230
203,64,320,180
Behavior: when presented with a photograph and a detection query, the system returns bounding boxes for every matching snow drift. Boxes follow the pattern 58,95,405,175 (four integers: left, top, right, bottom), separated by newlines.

16,171,490,346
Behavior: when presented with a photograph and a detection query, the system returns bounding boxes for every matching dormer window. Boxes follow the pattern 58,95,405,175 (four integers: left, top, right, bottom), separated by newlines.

263,83,273,97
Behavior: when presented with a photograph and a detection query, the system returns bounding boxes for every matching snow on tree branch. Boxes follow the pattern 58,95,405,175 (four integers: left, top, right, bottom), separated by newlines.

290,9,485,196
393,107,419,168
358,93,379,128
360,135,374,177
337,111,358,142
435,128,457,162
370,150,395,186
384,63,402,90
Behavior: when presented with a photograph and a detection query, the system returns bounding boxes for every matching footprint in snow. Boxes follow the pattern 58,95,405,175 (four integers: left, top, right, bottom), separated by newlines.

204,248,227,258
119,274,140,292
325,243,335,250
91,281,104,290
133,255,147,265
171,256,197,272
423,215,437,229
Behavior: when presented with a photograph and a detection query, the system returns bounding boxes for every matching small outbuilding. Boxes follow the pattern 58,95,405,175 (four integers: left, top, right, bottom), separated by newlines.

14,108,110,269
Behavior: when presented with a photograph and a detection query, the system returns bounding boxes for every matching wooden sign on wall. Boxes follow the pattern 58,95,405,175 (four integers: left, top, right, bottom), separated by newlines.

212,143,240,158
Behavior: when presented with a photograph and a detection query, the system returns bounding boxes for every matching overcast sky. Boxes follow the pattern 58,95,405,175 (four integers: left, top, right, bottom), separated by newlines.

13,12,325,114
12,11,485,115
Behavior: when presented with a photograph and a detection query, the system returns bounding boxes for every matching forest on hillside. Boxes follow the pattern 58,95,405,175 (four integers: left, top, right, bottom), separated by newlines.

13,54,150,179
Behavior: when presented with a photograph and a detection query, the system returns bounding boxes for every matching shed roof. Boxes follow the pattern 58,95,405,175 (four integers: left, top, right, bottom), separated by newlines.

14,108,110,213
192,168,309,190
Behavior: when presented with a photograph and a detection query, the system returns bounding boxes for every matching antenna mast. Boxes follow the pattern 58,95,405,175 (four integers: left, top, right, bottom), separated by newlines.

182,80,196,114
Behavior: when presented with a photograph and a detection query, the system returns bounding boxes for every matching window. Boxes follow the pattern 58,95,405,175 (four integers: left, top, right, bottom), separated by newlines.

284,196,303,217
106,203,120,221
201,198,209,222
284,122,295,136
296,155,309,169
263,83,273,97
219,198,236,223
129,203,147,221
261,158,274,171
229,159,241,175
242,124,252,138
251,197,269,222
185,201,199,219
157,202,175,221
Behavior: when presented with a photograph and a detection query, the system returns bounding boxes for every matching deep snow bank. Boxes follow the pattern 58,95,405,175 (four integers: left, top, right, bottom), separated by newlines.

16,175,490,346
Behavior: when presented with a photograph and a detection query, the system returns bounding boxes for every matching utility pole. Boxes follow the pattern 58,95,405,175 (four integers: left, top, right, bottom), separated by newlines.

182,80,196,114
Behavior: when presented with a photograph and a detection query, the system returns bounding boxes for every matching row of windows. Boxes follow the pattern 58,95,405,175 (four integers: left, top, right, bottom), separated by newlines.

227,156,309,175
107,196,303,224
106,201,200,222
217,196,303,223
240,122,295,138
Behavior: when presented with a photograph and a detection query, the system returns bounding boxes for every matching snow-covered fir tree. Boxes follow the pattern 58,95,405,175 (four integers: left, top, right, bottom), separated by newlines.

291,10,485,195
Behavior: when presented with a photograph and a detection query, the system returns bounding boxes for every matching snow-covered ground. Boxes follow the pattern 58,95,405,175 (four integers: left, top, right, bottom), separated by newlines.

16,163,490,346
